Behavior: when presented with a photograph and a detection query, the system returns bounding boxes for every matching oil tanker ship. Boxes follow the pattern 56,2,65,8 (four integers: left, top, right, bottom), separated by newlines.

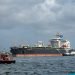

10,33,74,56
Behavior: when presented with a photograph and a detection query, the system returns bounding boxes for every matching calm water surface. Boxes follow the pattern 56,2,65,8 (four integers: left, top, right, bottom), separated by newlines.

0,56,75,75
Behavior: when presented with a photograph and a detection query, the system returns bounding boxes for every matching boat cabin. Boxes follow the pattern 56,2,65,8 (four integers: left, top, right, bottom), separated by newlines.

0,53,15,64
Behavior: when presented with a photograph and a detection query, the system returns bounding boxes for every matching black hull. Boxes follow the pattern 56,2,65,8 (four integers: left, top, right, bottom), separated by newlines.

0,60,15,64
62,54,75,56
10,47,73,56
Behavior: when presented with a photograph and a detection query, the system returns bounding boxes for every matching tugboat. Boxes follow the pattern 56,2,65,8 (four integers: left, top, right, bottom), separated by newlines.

0,53,15,64
62,51,75,56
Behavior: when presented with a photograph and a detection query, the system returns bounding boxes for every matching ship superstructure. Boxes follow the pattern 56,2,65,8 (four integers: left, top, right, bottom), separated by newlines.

10,33,72,56
50,34,70,49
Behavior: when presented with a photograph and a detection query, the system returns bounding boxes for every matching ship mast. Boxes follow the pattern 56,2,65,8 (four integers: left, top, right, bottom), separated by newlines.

55,32,63,39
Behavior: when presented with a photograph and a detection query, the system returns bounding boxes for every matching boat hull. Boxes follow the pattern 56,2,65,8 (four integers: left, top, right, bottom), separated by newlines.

0,60,15,64
16,54,62,57
62,54,75,56
10,47,71,57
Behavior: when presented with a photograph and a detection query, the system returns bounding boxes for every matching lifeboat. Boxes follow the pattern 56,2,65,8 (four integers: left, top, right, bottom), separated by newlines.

0,53,15,64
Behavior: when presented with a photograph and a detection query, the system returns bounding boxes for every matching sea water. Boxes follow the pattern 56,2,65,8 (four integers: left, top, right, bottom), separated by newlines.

0,56,75,75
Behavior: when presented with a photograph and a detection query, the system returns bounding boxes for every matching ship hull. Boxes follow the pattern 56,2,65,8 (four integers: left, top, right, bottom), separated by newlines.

16,54,62,57
10,47,71,57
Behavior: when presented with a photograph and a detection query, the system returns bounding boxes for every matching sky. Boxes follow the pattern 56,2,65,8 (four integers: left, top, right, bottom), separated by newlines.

0,0,75,51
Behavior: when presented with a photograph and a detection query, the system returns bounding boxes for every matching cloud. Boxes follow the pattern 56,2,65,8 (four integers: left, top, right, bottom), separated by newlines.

0,0,75,49
0,0,74,29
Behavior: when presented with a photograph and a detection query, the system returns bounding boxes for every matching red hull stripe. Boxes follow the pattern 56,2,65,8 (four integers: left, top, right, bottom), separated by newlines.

16,54,62,57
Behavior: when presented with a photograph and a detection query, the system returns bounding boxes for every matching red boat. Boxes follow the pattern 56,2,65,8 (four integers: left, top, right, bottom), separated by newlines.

0,53,15,64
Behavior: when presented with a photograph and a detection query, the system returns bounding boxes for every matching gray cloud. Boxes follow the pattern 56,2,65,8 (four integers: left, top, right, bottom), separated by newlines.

0,0,75,50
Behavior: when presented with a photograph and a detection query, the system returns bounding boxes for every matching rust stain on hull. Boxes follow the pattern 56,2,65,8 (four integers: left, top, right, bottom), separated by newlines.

16,54,63,57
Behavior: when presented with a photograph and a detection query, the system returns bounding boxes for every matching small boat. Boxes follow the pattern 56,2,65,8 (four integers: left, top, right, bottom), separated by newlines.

62,53,72,56
62,51,75,56
0,53,15,64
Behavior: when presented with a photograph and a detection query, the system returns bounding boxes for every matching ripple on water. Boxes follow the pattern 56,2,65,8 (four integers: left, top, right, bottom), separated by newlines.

0,56,75,75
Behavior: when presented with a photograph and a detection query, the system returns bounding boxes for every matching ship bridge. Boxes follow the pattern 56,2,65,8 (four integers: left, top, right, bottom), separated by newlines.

50,33,70,49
